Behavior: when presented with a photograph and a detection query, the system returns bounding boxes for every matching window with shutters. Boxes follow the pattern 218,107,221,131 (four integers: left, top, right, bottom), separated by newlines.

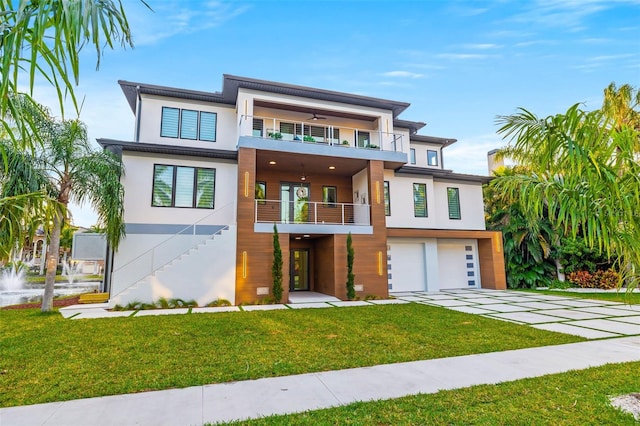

161,107,179,138
447,187,461,219
152,164,216,209
413,183,427,217
160,107,217,142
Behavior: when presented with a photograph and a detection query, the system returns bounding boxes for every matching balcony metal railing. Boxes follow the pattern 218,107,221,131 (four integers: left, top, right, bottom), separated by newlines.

239,115,404,153
255,199,371,226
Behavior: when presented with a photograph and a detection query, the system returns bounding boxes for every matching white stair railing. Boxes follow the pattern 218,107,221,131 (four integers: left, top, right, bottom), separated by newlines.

110,202,236,301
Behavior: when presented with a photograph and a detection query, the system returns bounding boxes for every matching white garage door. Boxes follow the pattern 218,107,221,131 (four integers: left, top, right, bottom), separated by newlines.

388,243,426,292
437,240,479,290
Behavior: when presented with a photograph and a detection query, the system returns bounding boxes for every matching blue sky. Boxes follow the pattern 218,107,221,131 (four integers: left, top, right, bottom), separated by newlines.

34,0,640,226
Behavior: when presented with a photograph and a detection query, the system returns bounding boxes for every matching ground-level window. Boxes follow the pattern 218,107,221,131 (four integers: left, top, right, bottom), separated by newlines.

383,181,391,216
413,183,427,217
427,150,438,166
447,187,461,219
152,164,216,209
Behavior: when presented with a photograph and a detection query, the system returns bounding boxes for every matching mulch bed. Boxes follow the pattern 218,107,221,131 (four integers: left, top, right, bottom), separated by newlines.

1,296,80,310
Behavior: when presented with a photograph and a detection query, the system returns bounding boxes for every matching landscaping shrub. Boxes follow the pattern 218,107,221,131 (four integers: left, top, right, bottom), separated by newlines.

567,269,620,289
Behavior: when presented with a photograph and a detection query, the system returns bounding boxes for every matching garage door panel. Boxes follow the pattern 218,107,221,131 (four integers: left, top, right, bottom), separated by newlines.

389,243,425,292
438,240,479,290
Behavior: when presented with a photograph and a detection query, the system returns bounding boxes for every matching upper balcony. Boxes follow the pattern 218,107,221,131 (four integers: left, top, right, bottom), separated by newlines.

237,115,408,167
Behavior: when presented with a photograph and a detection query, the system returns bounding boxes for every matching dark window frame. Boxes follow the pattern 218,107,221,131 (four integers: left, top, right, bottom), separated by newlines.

322,185,337,207
413,183,428,217
151,164,216,209
427,150,438,166
160,107,180,138
447,187,461,220
160,106,217,142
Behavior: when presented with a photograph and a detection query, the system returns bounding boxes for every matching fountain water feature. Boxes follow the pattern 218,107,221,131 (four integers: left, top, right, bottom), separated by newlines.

0,264,26,291
61,259,83,284
0,262,100,308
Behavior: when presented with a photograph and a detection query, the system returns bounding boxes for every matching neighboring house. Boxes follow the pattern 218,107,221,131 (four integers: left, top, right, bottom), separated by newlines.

98,74,505,306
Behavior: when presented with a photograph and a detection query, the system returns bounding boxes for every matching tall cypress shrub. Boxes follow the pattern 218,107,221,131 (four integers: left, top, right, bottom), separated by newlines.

272,224,283,303
346,232,355,300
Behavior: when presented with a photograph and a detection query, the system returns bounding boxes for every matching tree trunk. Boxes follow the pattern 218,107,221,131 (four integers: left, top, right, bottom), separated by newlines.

41,214,62,312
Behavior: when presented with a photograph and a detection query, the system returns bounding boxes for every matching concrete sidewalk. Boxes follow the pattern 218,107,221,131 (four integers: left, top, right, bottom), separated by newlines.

2,336,639,426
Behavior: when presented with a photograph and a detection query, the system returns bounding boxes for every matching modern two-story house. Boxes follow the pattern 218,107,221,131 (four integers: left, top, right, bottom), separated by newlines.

98,74,506,306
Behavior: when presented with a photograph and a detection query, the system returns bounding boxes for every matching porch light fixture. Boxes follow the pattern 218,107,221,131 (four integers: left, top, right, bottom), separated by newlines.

269,160,276,165
328,165,336,170
300,163,307,181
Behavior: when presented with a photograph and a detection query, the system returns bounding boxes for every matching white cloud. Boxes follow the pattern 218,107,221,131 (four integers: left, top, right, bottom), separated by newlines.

126,0,251,46
436,53,493,60
461,43,503,50
380,71,424,78
444,133,506,176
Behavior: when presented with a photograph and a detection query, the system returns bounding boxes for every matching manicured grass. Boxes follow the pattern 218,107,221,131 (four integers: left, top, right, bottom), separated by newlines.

230,361,640,425
0,304,582,407
519,289,640,305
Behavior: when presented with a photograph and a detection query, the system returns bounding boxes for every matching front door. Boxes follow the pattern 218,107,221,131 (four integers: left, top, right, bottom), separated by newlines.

280,183,310,223
290,249,310,291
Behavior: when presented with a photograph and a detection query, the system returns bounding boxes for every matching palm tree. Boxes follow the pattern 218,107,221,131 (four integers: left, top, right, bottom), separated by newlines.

493,98,640,290
0,0,139,145
0,106,125,312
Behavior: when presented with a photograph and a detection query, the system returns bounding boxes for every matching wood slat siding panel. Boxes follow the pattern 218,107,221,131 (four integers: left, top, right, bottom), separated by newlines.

236,148,292,304
346,160,389,299
314,236,336,296
387,228,506,290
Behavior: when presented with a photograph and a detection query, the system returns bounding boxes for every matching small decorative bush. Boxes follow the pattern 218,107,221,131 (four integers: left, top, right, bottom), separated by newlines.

567,269,620,289
206,298,232,307
303,135,315,142
268,132,282,140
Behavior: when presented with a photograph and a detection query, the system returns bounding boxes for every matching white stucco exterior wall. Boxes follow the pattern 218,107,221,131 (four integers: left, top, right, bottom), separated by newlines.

383,171,485,230
120,151,237,226
136,94,238,151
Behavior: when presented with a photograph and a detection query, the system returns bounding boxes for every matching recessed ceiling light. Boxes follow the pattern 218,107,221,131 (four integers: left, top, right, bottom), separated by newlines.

294,236,301,240
328,165,336,170
303,234,310,238
269,161,276,165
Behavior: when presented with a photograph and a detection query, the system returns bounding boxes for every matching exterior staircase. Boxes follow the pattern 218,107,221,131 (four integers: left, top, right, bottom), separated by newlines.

110,225,237,307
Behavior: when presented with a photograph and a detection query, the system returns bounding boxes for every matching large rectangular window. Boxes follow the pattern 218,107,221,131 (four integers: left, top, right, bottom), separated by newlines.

383,181,391,216
152,164,216,209
160,107,217,142
413,183,427,217
427,150,438,166
447,187,461,219
410,148,416,165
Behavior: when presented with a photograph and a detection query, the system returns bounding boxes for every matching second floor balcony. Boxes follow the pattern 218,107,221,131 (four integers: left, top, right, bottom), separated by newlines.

254,199,373,235
237,115,408,166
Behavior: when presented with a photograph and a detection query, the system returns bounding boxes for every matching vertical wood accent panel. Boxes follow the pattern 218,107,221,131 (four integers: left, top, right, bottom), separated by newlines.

235,148,291,304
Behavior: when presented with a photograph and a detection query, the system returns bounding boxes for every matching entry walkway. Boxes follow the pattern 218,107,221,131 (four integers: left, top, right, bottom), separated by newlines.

391,289,640,339
2,337,639,425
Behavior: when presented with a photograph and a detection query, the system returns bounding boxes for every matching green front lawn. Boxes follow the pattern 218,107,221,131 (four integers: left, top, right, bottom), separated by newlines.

0,304,582,407
231,361,640,425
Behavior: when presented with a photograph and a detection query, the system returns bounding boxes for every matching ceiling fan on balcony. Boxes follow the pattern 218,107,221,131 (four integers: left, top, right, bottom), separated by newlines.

307,113,326,121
